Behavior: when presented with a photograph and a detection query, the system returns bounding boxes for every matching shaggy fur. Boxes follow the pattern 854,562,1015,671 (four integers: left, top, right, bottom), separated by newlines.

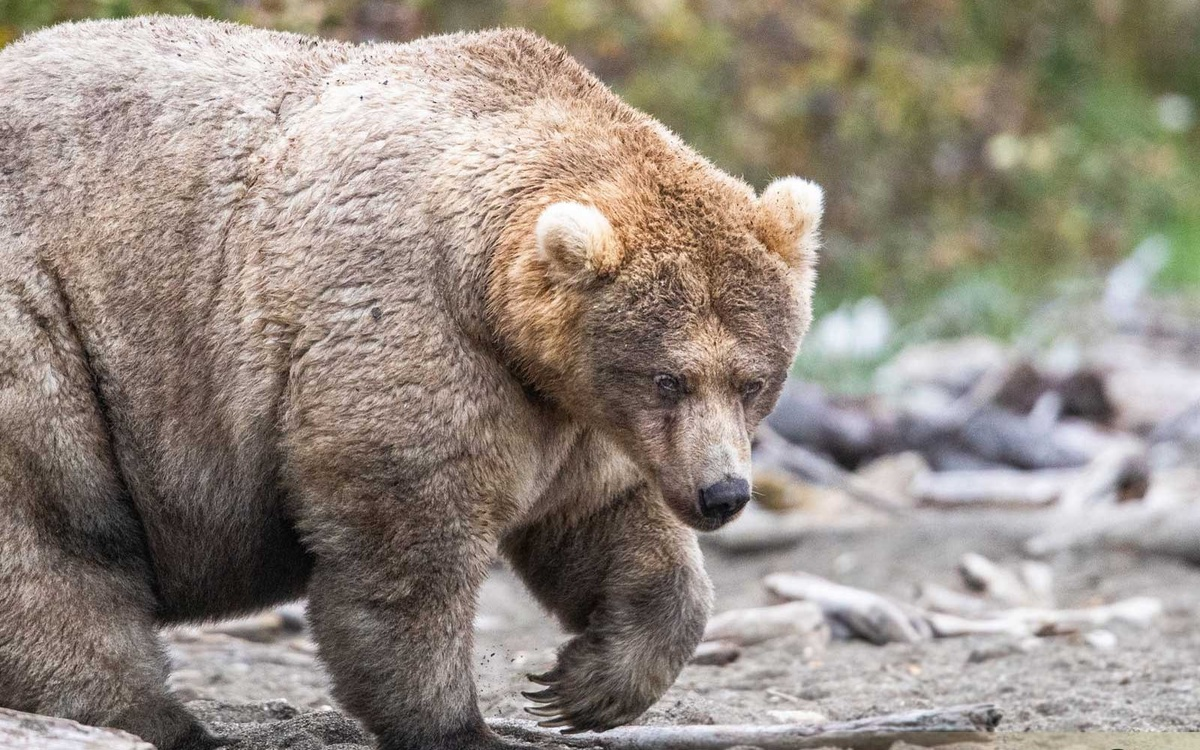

0,17,821,750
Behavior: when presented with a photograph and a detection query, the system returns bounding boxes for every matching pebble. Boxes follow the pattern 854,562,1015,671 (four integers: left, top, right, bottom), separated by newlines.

1083,629,1118,650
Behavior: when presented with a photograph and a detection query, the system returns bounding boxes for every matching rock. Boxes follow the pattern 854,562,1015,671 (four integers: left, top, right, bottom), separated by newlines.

0,708,153,749
1083,629,1118,651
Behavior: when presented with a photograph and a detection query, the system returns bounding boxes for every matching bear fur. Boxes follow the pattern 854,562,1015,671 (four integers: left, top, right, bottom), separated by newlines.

0,16,822,750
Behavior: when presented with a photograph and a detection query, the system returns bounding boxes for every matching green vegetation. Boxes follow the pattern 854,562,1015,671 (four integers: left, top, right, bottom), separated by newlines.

4,0,1198,328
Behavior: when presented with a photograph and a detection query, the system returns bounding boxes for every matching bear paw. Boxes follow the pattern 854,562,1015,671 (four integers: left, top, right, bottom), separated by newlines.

521,631,670,734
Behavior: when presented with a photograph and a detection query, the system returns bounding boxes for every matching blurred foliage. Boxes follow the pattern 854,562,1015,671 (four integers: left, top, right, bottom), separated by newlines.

4,0,1199,325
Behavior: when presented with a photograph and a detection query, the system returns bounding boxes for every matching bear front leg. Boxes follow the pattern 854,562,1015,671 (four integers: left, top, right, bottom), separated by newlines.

502,486,713,733
303,500,522,750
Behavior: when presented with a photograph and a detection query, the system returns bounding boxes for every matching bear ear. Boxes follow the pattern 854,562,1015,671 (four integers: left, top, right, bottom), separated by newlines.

536,202,624,284
755,177,824,270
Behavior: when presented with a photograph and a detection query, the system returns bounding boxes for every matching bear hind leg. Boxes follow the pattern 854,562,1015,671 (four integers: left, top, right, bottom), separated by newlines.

0,270,222,749
0,447,223,749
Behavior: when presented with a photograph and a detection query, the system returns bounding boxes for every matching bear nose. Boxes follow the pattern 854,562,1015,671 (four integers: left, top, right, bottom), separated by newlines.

698,477,751,519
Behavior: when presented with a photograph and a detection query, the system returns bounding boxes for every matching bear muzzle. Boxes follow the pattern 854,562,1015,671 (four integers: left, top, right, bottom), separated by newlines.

697,476,751,524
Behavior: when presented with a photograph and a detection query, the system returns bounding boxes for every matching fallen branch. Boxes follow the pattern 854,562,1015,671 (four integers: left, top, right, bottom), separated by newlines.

914,582,991,617
755,424,912,517
767,571,1160,644
1025,504,1200,563
765,382,902,469
910,468,1073,509
763,572,932,644
489,704,1002,749
909,444,1148,510
702,601,827,646
899,406,1131,472
958,554,1054,608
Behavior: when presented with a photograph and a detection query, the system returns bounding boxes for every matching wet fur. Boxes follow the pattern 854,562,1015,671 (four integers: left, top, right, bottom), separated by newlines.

0,17,816,750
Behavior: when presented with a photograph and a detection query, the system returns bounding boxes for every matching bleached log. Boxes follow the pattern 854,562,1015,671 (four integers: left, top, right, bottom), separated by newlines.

765,382,902,468
763,572,931,645
931,597,1162,637
911,442,1147,511
1017,561,1055,607
0,708,153,749
771,571,1157,645
755,424,912,517
925,612,1036,638
489,704,1002,749
915,583,991,617
1057,444,1150,510
1152,401,1200,445
958,553,1052,608
1025,504,1200,563
911,469,1073,508
1001,597,1163,631
702,601,827,647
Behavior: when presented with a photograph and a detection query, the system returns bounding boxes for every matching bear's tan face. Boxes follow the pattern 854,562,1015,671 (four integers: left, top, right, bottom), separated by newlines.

583,248,806,530
527,177,824,531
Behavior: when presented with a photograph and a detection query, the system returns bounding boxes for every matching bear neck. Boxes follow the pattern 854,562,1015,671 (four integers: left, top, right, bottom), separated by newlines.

486,205,593,419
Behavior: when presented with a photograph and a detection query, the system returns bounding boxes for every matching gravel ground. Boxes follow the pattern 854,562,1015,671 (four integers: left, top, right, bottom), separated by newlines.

165,510,1200,746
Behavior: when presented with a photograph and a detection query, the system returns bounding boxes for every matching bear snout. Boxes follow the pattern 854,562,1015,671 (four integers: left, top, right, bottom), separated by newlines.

697,476,751,523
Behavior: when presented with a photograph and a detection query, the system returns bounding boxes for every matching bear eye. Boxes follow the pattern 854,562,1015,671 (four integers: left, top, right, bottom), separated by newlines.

654,373,683,398
741,379,765,400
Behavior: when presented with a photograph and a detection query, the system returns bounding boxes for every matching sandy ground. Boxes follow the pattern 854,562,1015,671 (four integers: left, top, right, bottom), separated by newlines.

164,509,1200,745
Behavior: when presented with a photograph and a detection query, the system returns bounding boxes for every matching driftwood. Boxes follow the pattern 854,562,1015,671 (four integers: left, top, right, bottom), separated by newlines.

702,601,827,646
919,556,1053,614
765,374,1141,477
915,582,992,617
923,597,1162,638
909,443,1148,510
958,554,1054,608
763,572,932,644
990,362,1115,425
0,708,153,749
754,425,912,517
490,704,1002,749
1026,504,1200,563
768,570,1159,644
766,382,902,468
1152,401,1200,445
900,406,1134,472
910,468,1072,508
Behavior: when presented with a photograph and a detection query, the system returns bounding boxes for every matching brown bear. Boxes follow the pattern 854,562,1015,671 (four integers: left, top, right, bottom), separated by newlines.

0,16,822,750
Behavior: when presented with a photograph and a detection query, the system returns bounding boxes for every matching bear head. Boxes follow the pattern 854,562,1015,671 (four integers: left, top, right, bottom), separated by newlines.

494,162,822,531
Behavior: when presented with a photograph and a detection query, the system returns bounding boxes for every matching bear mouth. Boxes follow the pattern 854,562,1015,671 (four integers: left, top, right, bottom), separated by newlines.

668,501,742,532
